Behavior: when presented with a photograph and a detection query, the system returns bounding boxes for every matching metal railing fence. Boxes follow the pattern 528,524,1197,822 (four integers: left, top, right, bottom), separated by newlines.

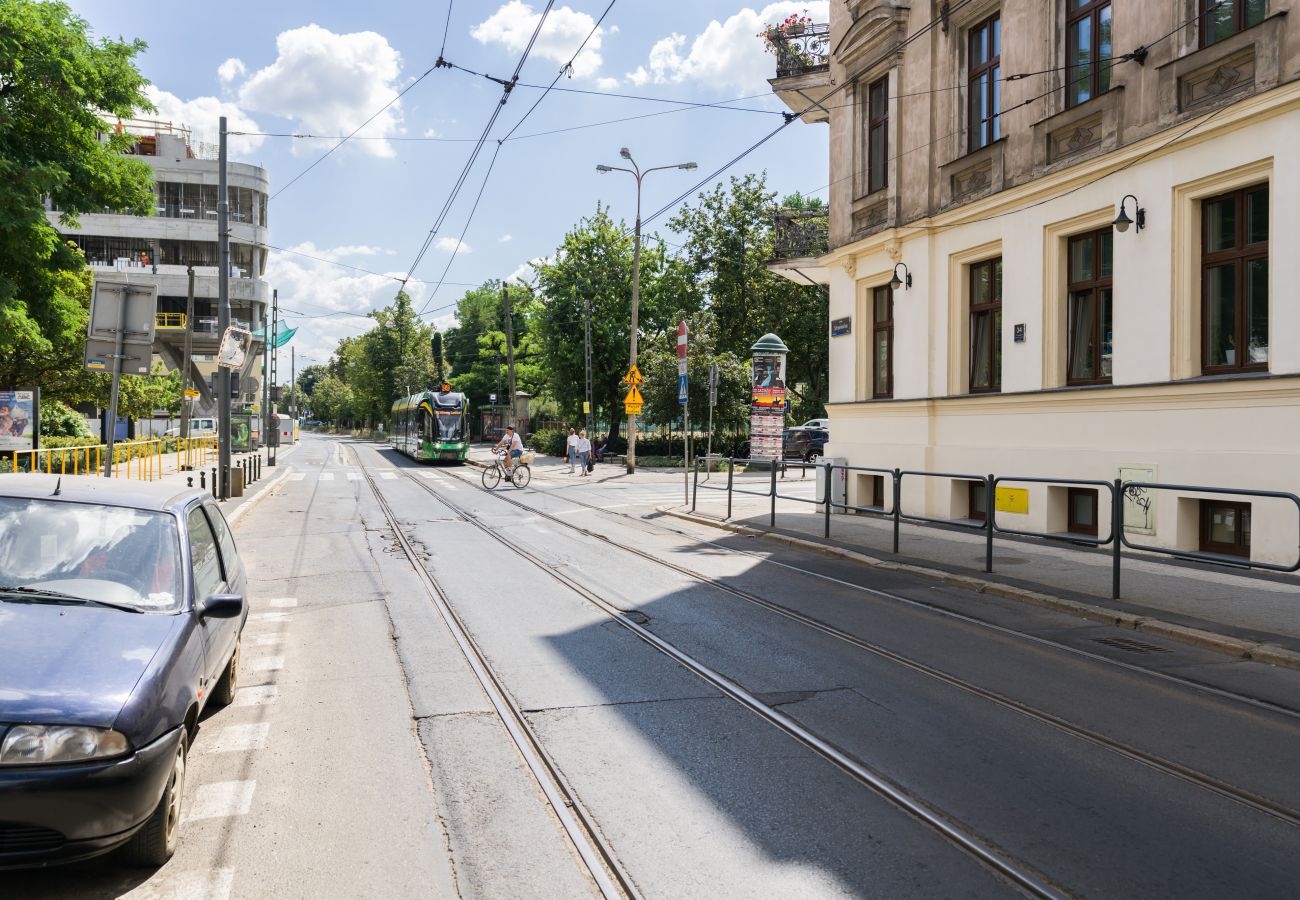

7,435,219,481
689,456,1300,599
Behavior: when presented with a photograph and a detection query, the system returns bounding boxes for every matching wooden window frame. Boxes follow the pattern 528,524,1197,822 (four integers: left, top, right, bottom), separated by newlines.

1199,499,1252,557
872,285,894,399
1200,184,1268,375
1067,487,1100,536
1065,0,1112,108
1066,228,1113,386
969,257,1003,393
1200,0,1268,48
867,75,889,193
968,13,1001,151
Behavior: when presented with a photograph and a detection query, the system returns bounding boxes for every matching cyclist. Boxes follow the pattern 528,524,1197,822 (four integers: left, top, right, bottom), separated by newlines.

493,424,524,475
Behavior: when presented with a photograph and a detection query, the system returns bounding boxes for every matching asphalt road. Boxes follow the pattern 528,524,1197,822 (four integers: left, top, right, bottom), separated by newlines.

12,433,1300,898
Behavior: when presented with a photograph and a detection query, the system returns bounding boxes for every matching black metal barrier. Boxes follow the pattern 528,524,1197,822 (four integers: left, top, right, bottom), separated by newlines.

689,456,1300,599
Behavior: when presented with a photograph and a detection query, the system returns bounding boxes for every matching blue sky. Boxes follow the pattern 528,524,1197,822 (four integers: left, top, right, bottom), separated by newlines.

67,1,830,366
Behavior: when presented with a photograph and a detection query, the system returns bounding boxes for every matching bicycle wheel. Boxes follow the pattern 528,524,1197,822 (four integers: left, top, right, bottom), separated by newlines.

511,464,531,488
481,465,502,489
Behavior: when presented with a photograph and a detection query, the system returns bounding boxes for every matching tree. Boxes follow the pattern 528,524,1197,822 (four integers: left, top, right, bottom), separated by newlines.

638,310,751,441
534,205,693,438
0,2,155,392
308,374,354,427
297,364,327,399
344,291,433,425
668,173,828,422
431,331,447,382
442,280,542,407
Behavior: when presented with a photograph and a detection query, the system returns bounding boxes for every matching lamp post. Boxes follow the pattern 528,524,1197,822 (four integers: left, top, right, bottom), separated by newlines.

597,148,697,474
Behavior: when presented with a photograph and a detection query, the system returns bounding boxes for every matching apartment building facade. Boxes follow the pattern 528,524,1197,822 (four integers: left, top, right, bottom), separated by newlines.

47,120,271,418
768,0,1300,564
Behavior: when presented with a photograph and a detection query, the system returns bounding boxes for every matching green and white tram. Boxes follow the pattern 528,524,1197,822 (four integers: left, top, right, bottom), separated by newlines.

391,385,470,463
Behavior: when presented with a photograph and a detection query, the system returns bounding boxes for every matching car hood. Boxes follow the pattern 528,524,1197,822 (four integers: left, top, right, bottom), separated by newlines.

0,601,178,728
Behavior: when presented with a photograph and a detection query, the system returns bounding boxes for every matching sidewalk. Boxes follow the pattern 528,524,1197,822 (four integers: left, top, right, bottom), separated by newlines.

667,482,1300,665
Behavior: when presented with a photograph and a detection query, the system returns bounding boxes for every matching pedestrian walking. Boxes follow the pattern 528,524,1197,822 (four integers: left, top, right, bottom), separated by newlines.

577,430,592,476
566,427,579,474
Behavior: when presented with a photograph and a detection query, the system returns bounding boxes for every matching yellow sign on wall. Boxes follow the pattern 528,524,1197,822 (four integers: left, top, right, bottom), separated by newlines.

995,486,1030,515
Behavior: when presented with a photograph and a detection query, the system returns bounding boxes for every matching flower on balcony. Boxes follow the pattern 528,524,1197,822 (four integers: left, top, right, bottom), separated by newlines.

757,11,815,54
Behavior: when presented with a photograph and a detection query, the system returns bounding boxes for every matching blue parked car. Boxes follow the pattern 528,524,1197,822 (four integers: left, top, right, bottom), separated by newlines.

0,475,246,868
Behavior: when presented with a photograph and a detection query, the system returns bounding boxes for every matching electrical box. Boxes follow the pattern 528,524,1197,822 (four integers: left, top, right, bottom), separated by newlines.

816,457,848,514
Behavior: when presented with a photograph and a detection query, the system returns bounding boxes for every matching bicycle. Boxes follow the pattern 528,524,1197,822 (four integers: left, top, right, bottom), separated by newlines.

482,448,532,489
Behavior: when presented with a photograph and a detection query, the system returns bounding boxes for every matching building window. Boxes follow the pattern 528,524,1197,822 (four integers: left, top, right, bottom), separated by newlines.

869,474,886,509
1200,500,1251,557
1067,487,1099,536
969,257,1002,392
1201,0,1267,47
968,13,1001,151
872,285,893,398
867,75,889,193
1066,0,1112,107
968,480,988,522
1202,184,1268,373
1067,229,1113,385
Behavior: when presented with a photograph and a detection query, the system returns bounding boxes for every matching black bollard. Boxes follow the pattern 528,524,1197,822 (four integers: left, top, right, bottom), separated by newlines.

187,477,193,488
199,470,206,490
211,467,218,498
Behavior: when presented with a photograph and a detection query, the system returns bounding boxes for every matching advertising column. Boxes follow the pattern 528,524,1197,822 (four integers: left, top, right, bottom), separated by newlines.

749,333,789,462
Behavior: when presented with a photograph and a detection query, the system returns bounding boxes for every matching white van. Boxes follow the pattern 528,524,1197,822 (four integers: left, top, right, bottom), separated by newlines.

164,417,217,437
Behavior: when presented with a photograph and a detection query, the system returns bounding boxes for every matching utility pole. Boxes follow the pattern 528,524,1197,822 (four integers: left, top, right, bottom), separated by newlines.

262,288,273,452
596,150,697,474
216,115,231,499
581,282,594,437
290,345,296,430
501,283,517,432
268,290,278,465
180,265,194,443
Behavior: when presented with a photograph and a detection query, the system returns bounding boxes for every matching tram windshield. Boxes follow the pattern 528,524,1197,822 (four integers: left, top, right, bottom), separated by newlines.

435,410,464,442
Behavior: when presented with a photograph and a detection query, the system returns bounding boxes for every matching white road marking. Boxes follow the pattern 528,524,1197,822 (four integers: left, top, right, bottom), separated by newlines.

420,471,438,479
249,612,289,623
255,634,285,646
348,472,363,481
232,685,279,707
268,597,298,607
125,866,235,900
288,473,306,482
319,472,335,482
379,471,398,480
251,655,284,672
186,781,256,821
206,722,270,754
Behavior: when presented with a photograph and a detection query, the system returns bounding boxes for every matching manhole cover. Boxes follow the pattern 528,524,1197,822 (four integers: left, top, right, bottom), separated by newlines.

622,610,650,625
1093,636,1168,654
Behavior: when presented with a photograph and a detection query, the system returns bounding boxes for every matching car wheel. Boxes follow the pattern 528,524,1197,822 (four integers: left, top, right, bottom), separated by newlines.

123,729,187,868
211,640,239,707
807,450,821,463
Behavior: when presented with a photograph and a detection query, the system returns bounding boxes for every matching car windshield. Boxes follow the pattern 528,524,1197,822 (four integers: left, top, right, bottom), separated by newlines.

0,497,182,612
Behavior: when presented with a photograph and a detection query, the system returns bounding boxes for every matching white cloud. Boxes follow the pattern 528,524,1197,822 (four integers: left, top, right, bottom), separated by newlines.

472,2,606,79
434,237,472,254
596,76,620,90
238,25,404,157
498,234,513,243
626,2,829,91
422,127,440,138
144,85,265,157
217,57,247,84
506,255,552,285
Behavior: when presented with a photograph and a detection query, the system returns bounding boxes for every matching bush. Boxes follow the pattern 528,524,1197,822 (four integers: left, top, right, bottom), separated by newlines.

39,400,92,438
529,428,567,457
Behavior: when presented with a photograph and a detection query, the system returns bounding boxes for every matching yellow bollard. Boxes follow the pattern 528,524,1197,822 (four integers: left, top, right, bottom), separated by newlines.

61,450,66,475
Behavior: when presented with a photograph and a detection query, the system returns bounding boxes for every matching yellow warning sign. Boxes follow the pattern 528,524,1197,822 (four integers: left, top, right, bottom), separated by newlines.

624,385,644,414
183,389,201,398
622,364,645,386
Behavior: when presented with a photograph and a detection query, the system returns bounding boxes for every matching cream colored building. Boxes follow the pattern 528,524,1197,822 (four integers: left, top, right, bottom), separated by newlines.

768,1,1300,565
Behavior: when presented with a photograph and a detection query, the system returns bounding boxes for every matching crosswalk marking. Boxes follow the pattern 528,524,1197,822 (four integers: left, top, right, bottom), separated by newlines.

255,634,284,646
420,471,438,479
251,656,284,672
186,781,256,822
249,612,289,623
232,685,279,707
134,866,235,900
348,472,362,481
319,472,334,481
269,597,298,608
379,471,397,480
206,722,271,754
288,473,306,482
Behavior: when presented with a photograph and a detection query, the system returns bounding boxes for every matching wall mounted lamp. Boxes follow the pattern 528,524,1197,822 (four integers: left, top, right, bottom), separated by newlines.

889,262,912,291
1113,194,1145,233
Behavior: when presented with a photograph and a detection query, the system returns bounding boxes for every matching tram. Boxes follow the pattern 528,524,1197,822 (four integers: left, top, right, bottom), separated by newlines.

391,384,470,463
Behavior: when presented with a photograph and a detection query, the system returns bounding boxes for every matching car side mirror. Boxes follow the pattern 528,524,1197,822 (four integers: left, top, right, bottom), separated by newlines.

201,594,244,619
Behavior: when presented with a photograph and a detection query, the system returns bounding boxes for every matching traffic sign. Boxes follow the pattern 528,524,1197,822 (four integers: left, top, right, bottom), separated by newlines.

184,388,200,398
622,364,645,385
677,321,688,358
623,386,643,406
677,373,688,404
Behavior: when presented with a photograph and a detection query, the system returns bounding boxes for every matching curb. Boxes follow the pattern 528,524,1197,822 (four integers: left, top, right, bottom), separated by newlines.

658,506,1300,672
226,462,295,527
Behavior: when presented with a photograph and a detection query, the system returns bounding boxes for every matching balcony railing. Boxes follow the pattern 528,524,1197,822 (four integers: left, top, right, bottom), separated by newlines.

772,208,829,260
769,22,831,78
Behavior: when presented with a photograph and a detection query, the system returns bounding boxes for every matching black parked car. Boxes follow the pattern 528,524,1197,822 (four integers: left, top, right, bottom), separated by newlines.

783,427,829,462
0,475,247,869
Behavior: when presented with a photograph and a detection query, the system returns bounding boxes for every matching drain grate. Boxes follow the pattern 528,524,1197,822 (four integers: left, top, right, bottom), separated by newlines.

1093,636,1169,654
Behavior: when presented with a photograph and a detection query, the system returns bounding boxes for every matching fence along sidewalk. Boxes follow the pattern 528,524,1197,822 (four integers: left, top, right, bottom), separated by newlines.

8,436,218,481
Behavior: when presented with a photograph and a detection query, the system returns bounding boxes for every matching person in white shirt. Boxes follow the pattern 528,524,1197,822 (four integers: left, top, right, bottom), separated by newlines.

565,428,579,474
493,425,524,473
576,430,592,476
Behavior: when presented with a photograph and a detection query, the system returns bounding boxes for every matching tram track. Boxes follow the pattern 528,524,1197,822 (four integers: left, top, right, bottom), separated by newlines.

425,465,1300,834
354,458,641,900
385,463,1068,899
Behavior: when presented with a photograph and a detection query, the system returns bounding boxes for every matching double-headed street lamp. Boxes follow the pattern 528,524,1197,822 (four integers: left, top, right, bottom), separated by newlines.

597,148,697,474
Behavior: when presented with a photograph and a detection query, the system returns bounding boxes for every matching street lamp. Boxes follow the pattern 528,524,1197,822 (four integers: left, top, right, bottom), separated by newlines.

1113,194,1145,233
596,149,697,475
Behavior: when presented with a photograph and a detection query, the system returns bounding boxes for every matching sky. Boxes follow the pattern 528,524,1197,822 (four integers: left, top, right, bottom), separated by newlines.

67,1,831,368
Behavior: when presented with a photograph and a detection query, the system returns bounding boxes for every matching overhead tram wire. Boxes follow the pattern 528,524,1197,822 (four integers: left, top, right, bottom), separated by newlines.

402,2,558,297
415,1,618,316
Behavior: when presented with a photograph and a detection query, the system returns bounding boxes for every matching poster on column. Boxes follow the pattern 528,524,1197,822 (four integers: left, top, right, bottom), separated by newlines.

749,354,786,461
0,390,36,452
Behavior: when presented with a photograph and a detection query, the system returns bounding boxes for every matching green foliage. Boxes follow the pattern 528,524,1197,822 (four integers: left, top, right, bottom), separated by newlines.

530,428,567,457
296,364,327,398
637,310,751,438
38,399,92,437
306,374,354,426
0,2,155,391
442,280,543,407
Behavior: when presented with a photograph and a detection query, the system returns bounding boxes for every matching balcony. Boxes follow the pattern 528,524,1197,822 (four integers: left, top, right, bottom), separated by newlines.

772,208,829,261
764,21,834,124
